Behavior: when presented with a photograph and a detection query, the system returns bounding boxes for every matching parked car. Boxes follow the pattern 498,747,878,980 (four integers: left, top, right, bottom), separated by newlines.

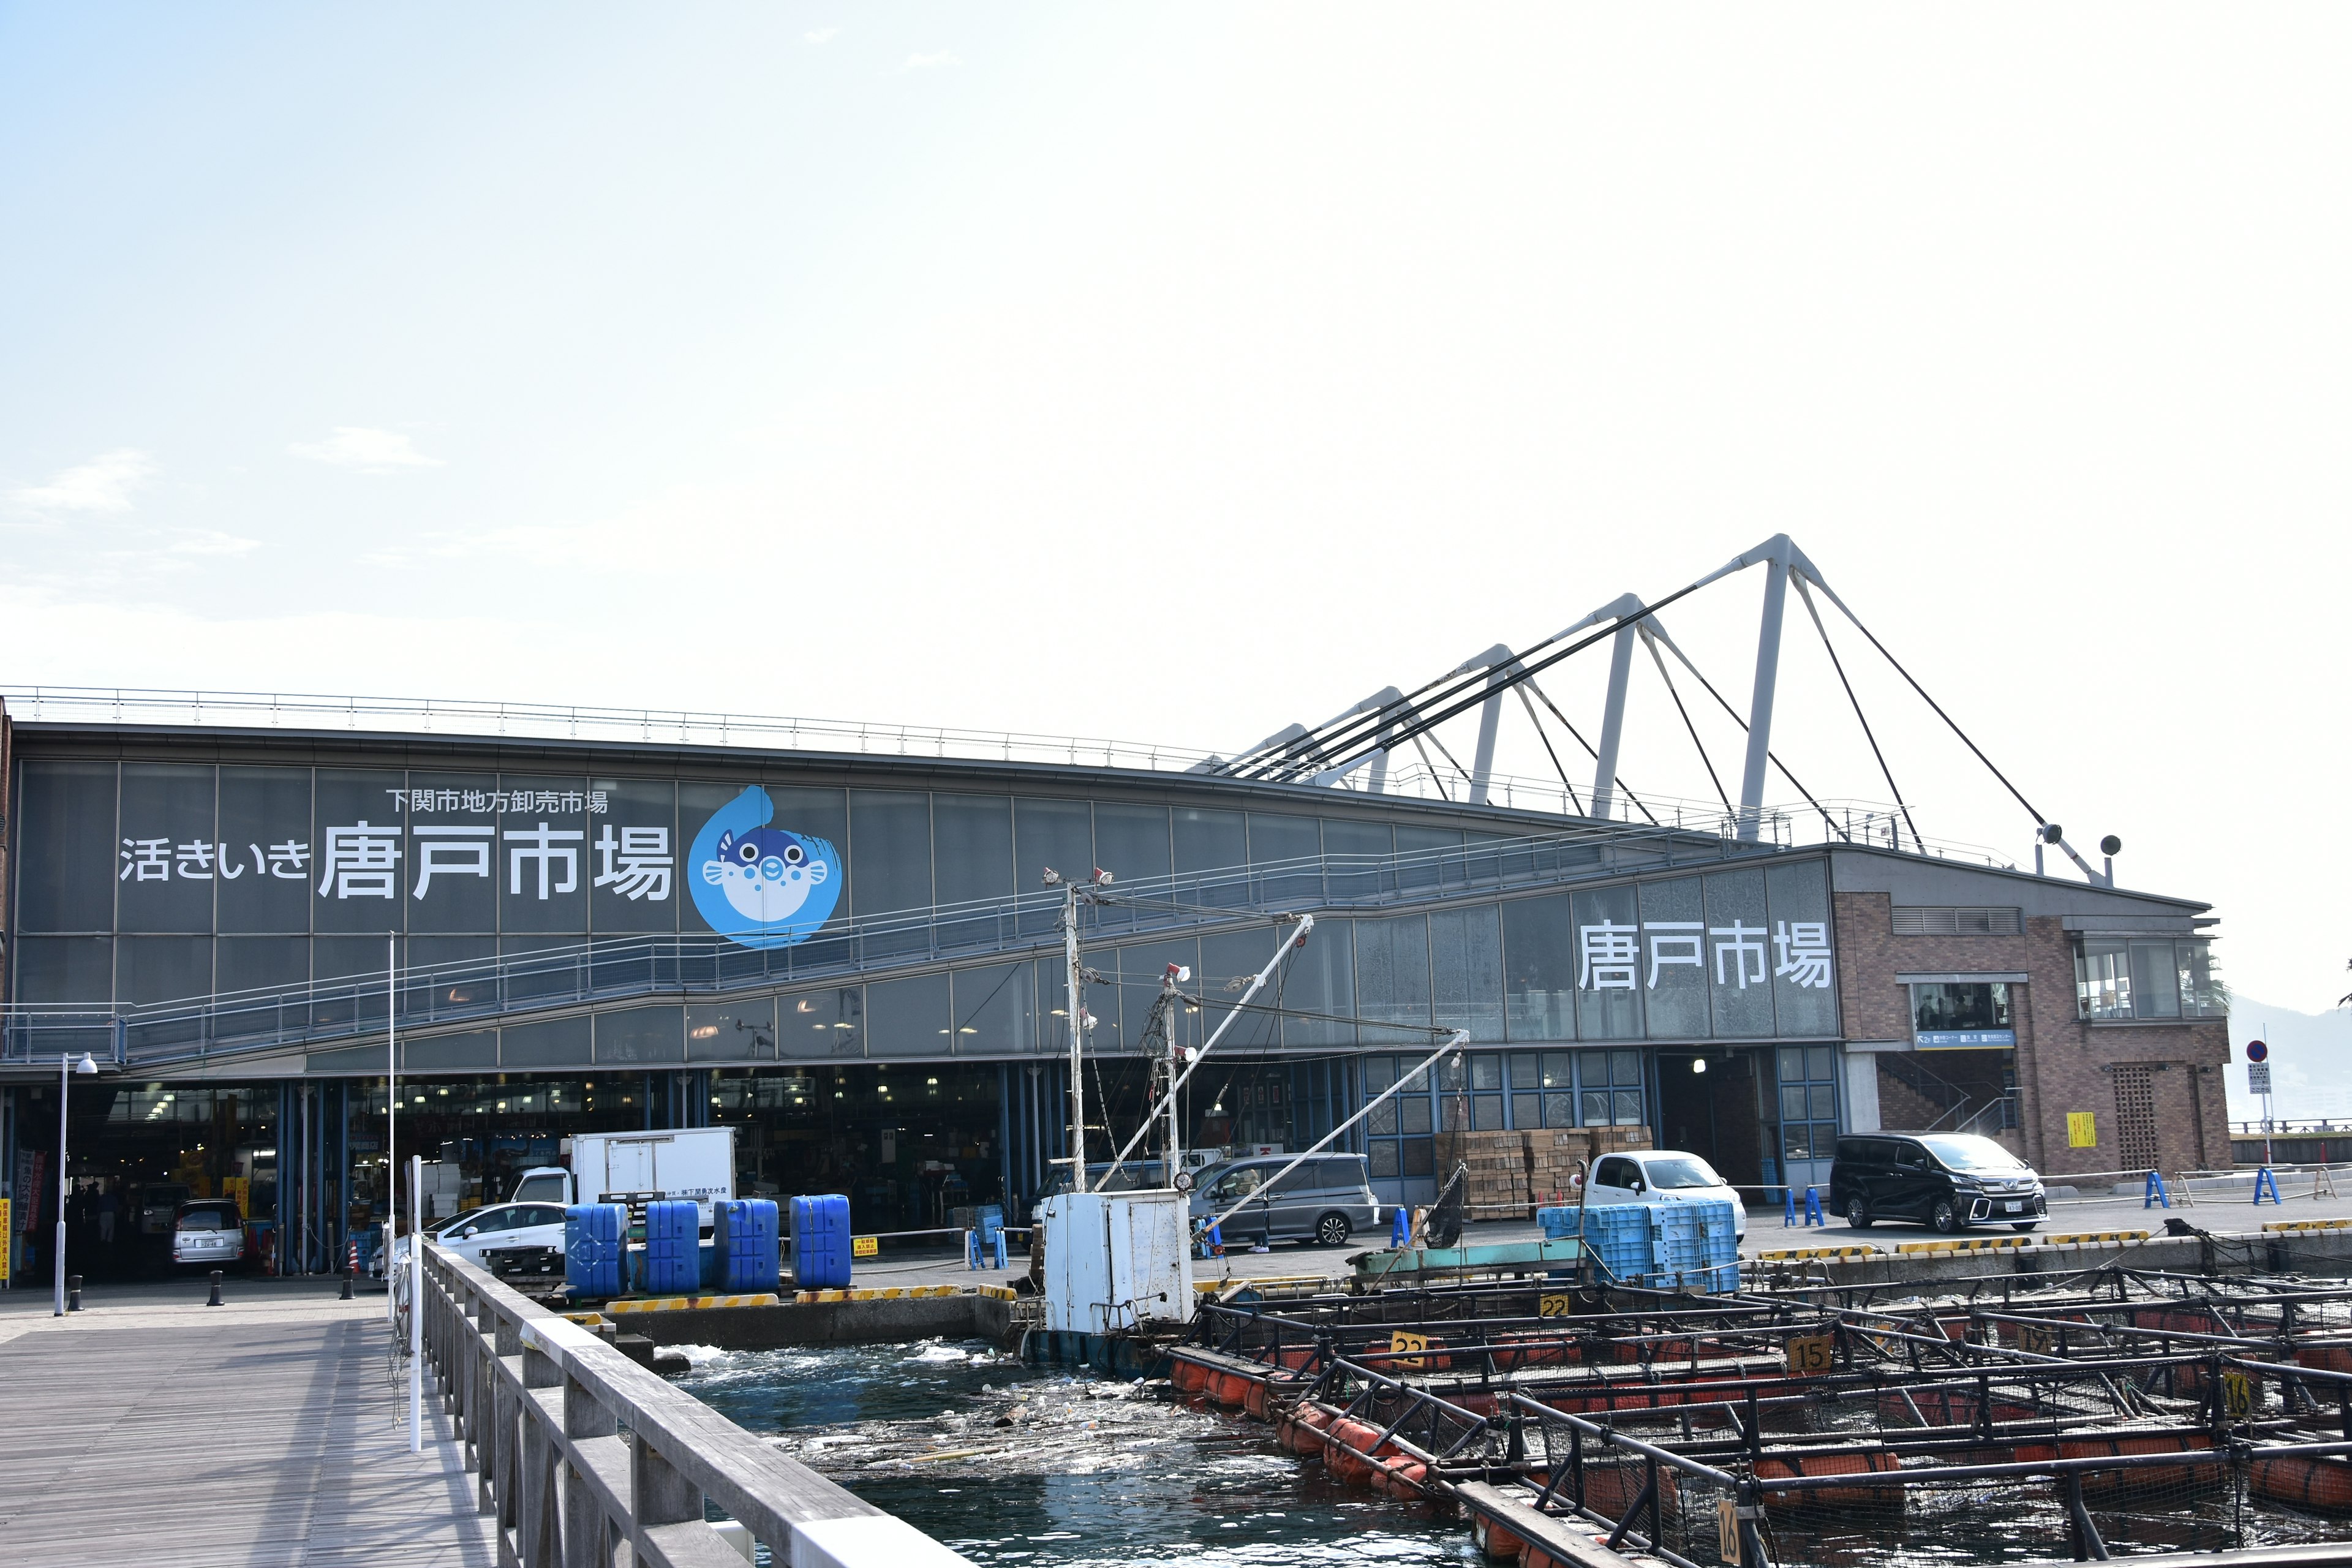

139,1182,192,1238
1831,1133,2046,1234
1585,1150,1749,1240
386,1202,569,1276
1188,1153,1381,1248
170,1200,247,1270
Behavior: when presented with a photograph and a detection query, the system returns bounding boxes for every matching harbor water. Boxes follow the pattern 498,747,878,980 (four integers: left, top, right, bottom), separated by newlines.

674,1338,1476,1567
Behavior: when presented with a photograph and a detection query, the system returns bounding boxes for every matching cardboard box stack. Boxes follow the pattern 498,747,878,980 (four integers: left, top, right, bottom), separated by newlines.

1524,1128,1591,1210
1591,1125,1654,1154
1432,1129,1531,1218
1434,1125,1658,1219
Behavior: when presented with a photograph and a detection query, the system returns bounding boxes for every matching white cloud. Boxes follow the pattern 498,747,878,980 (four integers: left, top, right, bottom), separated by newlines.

11,448,153,513
168,529,261,556
896,51,960,72
288,426,443,473
805,27,840,44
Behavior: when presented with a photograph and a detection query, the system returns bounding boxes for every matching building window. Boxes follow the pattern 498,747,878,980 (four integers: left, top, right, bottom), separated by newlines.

1361,1054,1436,1183
1776,1045,1839,1161
2076,939,2223,1021
1911,982,2015,1047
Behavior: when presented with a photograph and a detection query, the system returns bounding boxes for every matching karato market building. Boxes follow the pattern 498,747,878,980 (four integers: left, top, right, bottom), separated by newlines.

0,547,2229,1280
0,707,2224,1282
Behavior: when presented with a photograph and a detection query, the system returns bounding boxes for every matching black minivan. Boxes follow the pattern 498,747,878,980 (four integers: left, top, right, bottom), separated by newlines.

1830,1133,2048,1234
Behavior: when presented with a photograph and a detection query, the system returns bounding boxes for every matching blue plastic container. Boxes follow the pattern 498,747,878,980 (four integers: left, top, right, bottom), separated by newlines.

1654,1199,1740,1293
1536,1202,1657,1284
564,1203,627,1299
712,1199,781,1294
638,1199,701,1295
791,1194,853,1290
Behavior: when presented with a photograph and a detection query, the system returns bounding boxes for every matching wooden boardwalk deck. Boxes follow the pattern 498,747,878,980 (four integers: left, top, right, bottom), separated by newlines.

0,1278,495,1566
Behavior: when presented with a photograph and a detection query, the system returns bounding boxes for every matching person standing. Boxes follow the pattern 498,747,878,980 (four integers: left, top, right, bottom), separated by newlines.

96,1185,118,1247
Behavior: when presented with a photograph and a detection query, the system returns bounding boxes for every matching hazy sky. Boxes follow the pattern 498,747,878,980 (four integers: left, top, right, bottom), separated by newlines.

4,7,2347,1013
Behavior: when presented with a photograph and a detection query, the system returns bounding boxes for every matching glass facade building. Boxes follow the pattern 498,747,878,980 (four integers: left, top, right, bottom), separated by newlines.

3,726,1858,1276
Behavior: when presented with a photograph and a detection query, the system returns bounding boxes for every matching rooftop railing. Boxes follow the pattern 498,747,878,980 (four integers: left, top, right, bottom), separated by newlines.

1,685,2018,862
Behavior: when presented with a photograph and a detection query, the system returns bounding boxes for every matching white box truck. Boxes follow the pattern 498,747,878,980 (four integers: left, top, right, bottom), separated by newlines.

510,1126,737,1226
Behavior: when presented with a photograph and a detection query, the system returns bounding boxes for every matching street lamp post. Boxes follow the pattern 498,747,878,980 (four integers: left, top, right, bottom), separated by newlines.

53,1050,97,1317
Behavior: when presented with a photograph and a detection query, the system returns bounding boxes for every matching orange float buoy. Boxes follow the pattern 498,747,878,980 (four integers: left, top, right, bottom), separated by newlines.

1273,1401,1329,1455
2297,1344,2352,1377
1471,1509,1525,1560
1757,1450,1903,1510
1322,1418,1384,1488
2252,1454,2352,1513
1169,1356,1212,1395
1369,1455,1430,1499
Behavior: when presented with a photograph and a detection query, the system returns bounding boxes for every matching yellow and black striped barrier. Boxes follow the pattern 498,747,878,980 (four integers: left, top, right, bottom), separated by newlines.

2262,1218,2352,1234
605,1293,782,1313
790,1284,965,1303
2043,1230,2150,1246
1896,1235,2029,1255
1755,1245,1881,1261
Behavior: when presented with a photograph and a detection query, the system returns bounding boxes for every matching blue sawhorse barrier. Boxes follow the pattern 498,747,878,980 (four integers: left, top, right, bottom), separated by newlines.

2253,1167,2282,1205
1390,1207,1411,1248
2144,1172,2171,1209
1784,1186,1825,1227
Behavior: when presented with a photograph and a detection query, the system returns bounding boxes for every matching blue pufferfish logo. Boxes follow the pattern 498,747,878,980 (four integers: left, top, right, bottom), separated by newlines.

688,785,842,949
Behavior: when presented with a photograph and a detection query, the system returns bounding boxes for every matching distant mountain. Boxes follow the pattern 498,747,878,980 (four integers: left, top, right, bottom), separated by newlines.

2226,1000,2352,1123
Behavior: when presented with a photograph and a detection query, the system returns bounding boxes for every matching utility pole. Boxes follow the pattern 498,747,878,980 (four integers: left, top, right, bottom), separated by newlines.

1134,963,1191,1186
385,933,397,1302
1047,867,1113,1194
1060,878,1085,1193
1165,967,1185,1182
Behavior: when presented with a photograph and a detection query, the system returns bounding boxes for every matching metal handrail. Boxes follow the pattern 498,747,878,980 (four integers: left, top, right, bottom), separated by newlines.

1,816,1808,1066
420,1240,971,1565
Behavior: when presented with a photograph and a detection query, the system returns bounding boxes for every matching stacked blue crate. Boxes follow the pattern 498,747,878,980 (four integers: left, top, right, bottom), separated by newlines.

1535,1202,1657,1284
1653,1199,1740,1293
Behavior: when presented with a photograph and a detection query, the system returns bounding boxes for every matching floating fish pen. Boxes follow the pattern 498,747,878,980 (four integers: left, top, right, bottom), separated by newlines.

1168,1268,2352,1566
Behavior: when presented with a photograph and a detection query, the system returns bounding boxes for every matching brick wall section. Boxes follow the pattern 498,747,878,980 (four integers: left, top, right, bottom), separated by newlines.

1833,891,2229,1181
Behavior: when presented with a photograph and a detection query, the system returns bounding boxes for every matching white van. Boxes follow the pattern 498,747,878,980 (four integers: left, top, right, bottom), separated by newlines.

1585,1150,1749,1240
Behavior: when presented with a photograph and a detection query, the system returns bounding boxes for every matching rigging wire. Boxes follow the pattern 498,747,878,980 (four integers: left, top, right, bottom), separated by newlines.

1424,728,1477,787
1642,632,1733,815
1819,586,2049,828
1793,576,1919,851
1512,685,1585,814
1520,675,1663,827
1638,625,1841,840
1243,572,1721,780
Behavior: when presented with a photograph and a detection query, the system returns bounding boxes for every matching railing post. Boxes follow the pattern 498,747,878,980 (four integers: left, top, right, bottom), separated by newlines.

519,1339,565,1568
492,1310,523,1525
630,1430,706,1557
563,1370,620,1568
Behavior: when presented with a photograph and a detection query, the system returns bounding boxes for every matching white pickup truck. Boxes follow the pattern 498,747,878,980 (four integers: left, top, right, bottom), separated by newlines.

511,1126,738,1227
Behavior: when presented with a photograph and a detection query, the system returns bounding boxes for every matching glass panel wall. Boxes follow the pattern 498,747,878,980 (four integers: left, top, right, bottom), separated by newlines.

2075,938,2222,1020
